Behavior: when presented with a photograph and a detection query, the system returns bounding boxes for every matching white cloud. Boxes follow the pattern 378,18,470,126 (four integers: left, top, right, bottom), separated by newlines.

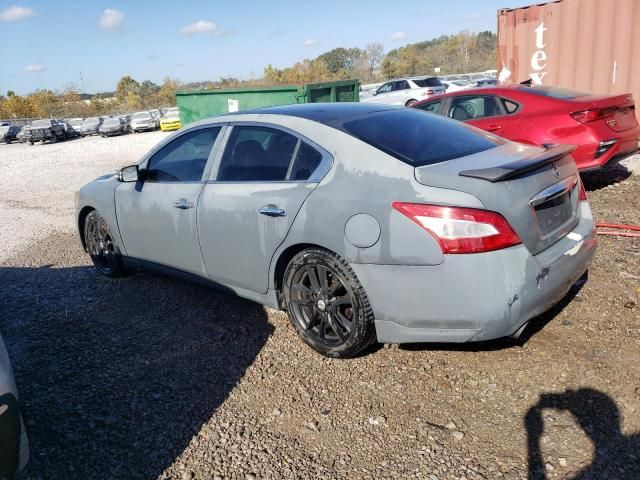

303,38,317,47
99,9,124,31
181,20,217,35
22,64,45,73
0,5,35,22
390,31,407,41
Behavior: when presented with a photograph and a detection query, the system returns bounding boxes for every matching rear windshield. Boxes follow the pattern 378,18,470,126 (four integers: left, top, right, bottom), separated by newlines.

519,85,588,99
412,77,443,88
103,118,120,126
84,117,100,124
31,119,51,127
339,109,504,167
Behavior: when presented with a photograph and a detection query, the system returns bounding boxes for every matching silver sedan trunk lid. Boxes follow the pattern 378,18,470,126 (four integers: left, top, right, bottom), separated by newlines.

414,142,582,255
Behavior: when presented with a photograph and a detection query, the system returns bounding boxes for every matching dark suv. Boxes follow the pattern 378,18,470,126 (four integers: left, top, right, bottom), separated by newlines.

26,119,68,144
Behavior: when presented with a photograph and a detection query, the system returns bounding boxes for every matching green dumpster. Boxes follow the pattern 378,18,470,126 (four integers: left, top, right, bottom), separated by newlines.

176,79,360,125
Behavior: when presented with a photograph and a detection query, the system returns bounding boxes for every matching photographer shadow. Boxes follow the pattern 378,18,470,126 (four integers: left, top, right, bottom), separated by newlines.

526,388,640,479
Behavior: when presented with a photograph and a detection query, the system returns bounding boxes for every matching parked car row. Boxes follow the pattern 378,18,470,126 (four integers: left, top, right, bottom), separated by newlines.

1,109,179,146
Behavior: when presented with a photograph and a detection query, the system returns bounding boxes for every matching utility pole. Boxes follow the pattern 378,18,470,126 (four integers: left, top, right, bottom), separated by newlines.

79,72,85,94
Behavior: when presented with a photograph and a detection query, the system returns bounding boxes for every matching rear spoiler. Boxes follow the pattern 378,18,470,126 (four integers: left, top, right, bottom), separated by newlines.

458,144,576,182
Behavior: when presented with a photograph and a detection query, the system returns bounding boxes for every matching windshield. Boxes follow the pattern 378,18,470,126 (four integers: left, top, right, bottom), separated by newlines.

103,118,120,126
0,126,9,134
84,117,100,125
69,119,83,126
32,119,52,127
164,113,179,121
338,108,503,167
133,112,151,120
412,78,443,88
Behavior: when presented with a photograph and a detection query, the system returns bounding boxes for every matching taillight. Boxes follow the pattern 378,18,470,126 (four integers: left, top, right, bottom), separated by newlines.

392,203,522,254
570,107,616,124
578,178,587,202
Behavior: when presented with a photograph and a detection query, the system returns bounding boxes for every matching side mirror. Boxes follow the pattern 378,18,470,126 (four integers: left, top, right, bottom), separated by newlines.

372,91,378,96
118,165,139,182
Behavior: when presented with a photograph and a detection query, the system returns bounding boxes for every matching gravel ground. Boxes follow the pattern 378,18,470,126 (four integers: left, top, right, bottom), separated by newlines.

0,135,638,480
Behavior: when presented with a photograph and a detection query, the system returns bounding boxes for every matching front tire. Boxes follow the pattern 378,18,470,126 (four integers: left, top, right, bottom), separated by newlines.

405,99,418,107
84,210,128,277
283,248,376,358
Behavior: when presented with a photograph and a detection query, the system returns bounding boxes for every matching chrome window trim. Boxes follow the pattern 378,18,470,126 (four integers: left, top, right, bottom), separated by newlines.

206,121,333,184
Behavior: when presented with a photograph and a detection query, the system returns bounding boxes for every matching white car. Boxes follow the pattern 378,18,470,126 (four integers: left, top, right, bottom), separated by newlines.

130,111,159,133
361,77,445,107
442,80,474,93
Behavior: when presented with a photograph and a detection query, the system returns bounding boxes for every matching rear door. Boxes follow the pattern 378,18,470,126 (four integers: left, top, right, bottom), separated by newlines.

198,124,331,293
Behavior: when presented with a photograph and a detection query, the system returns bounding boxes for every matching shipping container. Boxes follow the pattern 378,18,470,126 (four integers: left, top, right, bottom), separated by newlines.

497,0,640,104
176,79,360,125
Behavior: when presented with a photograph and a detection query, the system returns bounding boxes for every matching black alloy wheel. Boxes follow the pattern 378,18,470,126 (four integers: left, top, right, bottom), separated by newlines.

284,248,376,358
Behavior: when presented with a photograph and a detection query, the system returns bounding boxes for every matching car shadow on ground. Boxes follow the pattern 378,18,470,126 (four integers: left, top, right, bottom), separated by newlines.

397,274,586,354
581,158,632,191
526,388,640,479
0,264,273,479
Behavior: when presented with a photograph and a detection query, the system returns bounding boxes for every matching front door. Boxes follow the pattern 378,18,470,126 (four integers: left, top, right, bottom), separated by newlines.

198,124,329,293
115,126,222,276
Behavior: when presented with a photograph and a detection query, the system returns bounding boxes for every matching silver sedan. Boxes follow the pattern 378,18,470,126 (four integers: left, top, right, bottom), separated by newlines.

76,103,596,358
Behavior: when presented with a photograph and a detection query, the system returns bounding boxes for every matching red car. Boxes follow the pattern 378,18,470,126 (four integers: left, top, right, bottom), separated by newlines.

413,84,640,171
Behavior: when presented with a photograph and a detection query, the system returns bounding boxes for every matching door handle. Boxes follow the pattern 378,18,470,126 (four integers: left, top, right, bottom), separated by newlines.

173,199,194,209
486,124,502,132
259,205,287,217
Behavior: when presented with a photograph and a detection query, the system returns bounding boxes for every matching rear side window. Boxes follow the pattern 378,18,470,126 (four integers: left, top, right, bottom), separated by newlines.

218,126,298,181
412,77,443,88
502,98,519,114
339,109,503,167
448,96,500,120
290,142,323,181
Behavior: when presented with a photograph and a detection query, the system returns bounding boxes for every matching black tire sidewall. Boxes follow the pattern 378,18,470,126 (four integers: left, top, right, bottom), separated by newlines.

283,248,376,358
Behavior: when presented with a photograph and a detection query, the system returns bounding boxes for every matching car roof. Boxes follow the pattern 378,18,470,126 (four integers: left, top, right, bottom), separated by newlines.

237,103,401,125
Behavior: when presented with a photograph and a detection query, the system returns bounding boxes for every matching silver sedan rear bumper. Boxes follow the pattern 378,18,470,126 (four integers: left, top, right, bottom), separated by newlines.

352,203,597,344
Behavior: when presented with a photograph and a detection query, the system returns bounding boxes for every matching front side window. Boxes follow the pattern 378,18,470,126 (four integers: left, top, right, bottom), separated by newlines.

217,126,298,182
448,96,500,121
377,83,392,94
146,127,220,182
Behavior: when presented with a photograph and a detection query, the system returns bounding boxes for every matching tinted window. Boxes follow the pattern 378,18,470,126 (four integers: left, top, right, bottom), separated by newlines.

518,85,587,99
448,96,500,120
339,109,503,167
502,99,519,114
412,77,443,88
290,142,323,181
415,100,442,114
393,80,410,91
218,126,298,181
147,127,220,182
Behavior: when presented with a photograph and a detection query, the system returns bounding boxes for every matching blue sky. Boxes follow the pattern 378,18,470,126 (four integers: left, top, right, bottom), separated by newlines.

0,0,533,95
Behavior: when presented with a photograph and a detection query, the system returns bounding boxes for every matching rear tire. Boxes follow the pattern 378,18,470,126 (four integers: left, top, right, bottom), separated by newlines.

283,248,376,358
84,210,129,278
405,99,418,107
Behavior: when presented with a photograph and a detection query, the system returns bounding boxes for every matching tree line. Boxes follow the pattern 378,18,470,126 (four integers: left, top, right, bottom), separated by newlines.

0,30,496,120
0,77,180,120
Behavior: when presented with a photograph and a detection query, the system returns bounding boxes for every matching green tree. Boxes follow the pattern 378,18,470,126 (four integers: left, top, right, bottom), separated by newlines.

115,76,140,103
